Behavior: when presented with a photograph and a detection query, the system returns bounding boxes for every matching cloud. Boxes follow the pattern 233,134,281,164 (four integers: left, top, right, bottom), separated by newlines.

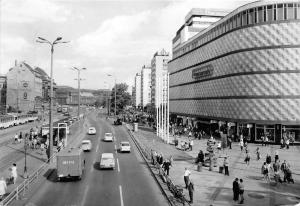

1,0,70,23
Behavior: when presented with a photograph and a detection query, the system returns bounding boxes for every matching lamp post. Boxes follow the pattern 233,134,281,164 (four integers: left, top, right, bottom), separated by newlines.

107,74,116,116
24,133,28,178
37,36,69,163
104,81,110,115
70,67,86,118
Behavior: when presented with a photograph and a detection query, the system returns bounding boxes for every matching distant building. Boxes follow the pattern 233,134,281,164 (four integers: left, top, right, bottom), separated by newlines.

133,73,141,108
6,61,43,112
150,49,170,110
141,65,151,109
0,76,7,114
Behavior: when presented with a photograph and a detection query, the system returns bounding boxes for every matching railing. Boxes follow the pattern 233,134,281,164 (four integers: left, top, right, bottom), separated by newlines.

0,118,84,206
0,153,56,206
127,124,190,206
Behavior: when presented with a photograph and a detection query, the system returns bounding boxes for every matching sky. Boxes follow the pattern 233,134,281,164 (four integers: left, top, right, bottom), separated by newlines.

0,0,252,90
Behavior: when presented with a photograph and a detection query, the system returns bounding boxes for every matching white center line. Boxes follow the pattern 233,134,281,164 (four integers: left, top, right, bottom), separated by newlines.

81,185,89,206
119,185,124,206
96,144,99,153
117,158,120,172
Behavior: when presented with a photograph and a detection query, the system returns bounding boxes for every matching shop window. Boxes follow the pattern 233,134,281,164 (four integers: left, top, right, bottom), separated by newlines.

282,125,300,143
258,7,263,22
256,124,275,142
297,3,300,19
254,8,257,23
294,4,297,19
287,3,294,19
277,4,284,20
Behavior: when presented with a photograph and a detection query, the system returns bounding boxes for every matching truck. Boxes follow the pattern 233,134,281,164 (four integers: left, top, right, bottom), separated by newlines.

56,148,85,181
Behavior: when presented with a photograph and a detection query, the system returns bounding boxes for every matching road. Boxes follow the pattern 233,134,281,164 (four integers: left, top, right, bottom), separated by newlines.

14,112,168,206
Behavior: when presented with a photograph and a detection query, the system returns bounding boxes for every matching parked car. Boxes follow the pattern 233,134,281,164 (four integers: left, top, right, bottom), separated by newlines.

81,140,92,151
103,133,114,142
88,127,96,135
99,153,115,169
120,141,130,153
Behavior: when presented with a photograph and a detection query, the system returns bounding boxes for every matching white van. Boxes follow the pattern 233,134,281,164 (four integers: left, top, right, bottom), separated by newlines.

81,140,92,151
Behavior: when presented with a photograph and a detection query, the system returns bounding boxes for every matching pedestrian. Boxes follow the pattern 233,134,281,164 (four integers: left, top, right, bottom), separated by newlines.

244,152,250,166
266,154,271,165
189,140,194,151
232,178,239,202
224,157,229,176
33,138,37,149
280,138,284,149
228,136,232,149
273,160,280,173
265,136,269,146
256,147,260,160
188,131,192,138
152,150,157,165
10,163,17,184
281,160,290,182
184,168,191,189
261,162,269,182
217,141,222,153
239,179,245,204
239,139,244,151
19,132,23,140
163,160,171,176
261,135,265,146
0,177,7,201
14,133,18,144
286,138,290,149
275,150,279,162
187,179,194,204
197,150,204,164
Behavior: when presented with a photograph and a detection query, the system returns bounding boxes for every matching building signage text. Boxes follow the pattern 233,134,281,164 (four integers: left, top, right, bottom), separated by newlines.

192,65,214,80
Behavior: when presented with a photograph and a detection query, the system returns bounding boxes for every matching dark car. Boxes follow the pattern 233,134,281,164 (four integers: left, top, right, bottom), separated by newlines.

114,118,122,125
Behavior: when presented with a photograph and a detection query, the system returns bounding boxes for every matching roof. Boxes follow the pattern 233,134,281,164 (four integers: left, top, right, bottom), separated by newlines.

101,153,114,158
58,148,82,156
34,67,50,80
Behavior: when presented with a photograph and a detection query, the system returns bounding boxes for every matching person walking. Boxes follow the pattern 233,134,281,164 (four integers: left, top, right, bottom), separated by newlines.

184,168,191,189
239,179,245,204
11,163,17,184
281,160,290,182
14,133,19,144
244,152,250,166
187,180,194,204
262,162,269,182
286,138,290,149
224,157,229,176
0,177,7,201
163,160,171,176
228,136,232,149
189,139,194,151
275,150,279,162
256,147,260,160
266,154,272,165
232,178,240,202
239,139,244,151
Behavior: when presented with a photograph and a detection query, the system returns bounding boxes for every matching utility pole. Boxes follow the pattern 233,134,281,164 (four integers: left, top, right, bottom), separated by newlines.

71,67,86,118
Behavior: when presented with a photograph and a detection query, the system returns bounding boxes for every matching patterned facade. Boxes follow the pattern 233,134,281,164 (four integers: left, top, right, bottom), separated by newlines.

141,65,152,108
168,1,300,143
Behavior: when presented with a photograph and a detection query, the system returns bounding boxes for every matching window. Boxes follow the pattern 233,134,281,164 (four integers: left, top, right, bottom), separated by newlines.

294,3,298,19
298,3,300,20
267,5,272,21
242,11,247,25
274,4,277,20
286,4,293,19
277,4,284,20
258,7,263,22
249,8,254,24
254,8,257,23
237,13,241,27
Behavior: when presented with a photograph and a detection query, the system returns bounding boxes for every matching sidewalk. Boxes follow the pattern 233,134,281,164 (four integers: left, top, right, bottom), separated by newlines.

0,117,89,201
130,124,300,206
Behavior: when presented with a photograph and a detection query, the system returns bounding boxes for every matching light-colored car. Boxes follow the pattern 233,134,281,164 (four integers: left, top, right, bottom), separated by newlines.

81,140,92,151
120,141,130,152
88,127,96,135
100,153,115,169
104,133,114,142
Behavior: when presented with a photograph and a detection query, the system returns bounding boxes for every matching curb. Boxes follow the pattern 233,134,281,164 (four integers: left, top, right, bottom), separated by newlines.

125,125,174,206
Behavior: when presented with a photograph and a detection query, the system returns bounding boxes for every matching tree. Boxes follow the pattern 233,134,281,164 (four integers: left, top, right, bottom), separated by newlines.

110,83,131,114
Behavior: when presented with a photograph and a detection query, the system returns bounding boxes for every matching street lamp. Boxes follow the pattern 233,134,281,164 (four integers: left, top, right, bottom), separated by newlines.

107,74,116,116
70,67,86,118
24,133,28,178
36,36,69,163
104,81,110,115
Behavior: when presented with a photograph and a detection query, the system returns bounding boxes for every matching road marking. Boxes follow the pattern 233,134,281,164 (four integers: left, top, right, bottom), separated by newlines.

115,144,117,153
90,164,94,173
117,158,120,172
96,144,99,153
119,185,124,206
81,185,89,206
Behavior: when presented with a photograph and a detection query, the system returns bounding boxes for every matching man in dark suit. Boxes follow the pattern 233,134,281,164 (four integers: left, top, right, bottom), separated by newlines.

232,178,239,202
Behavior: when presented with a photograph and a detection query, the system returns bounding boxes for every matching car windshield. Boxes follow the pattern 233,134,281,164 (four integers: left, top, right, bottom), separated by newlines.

82,142,89,145
105,133,112,137
121,143,129,146
102,158,112,161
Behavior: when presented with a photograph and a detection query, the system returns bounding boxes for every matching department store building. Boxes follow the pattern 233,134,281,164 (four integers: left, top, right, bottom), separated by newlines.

168,1,300,144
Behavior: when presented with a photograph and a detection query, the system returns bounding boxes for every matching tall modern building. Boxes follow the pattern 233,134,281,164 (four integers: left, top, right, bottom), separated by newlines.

0,76,7,114
150,49,170,110
141,65,152,109
6,61,43,112
133,73,141,108
168,1,300,144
